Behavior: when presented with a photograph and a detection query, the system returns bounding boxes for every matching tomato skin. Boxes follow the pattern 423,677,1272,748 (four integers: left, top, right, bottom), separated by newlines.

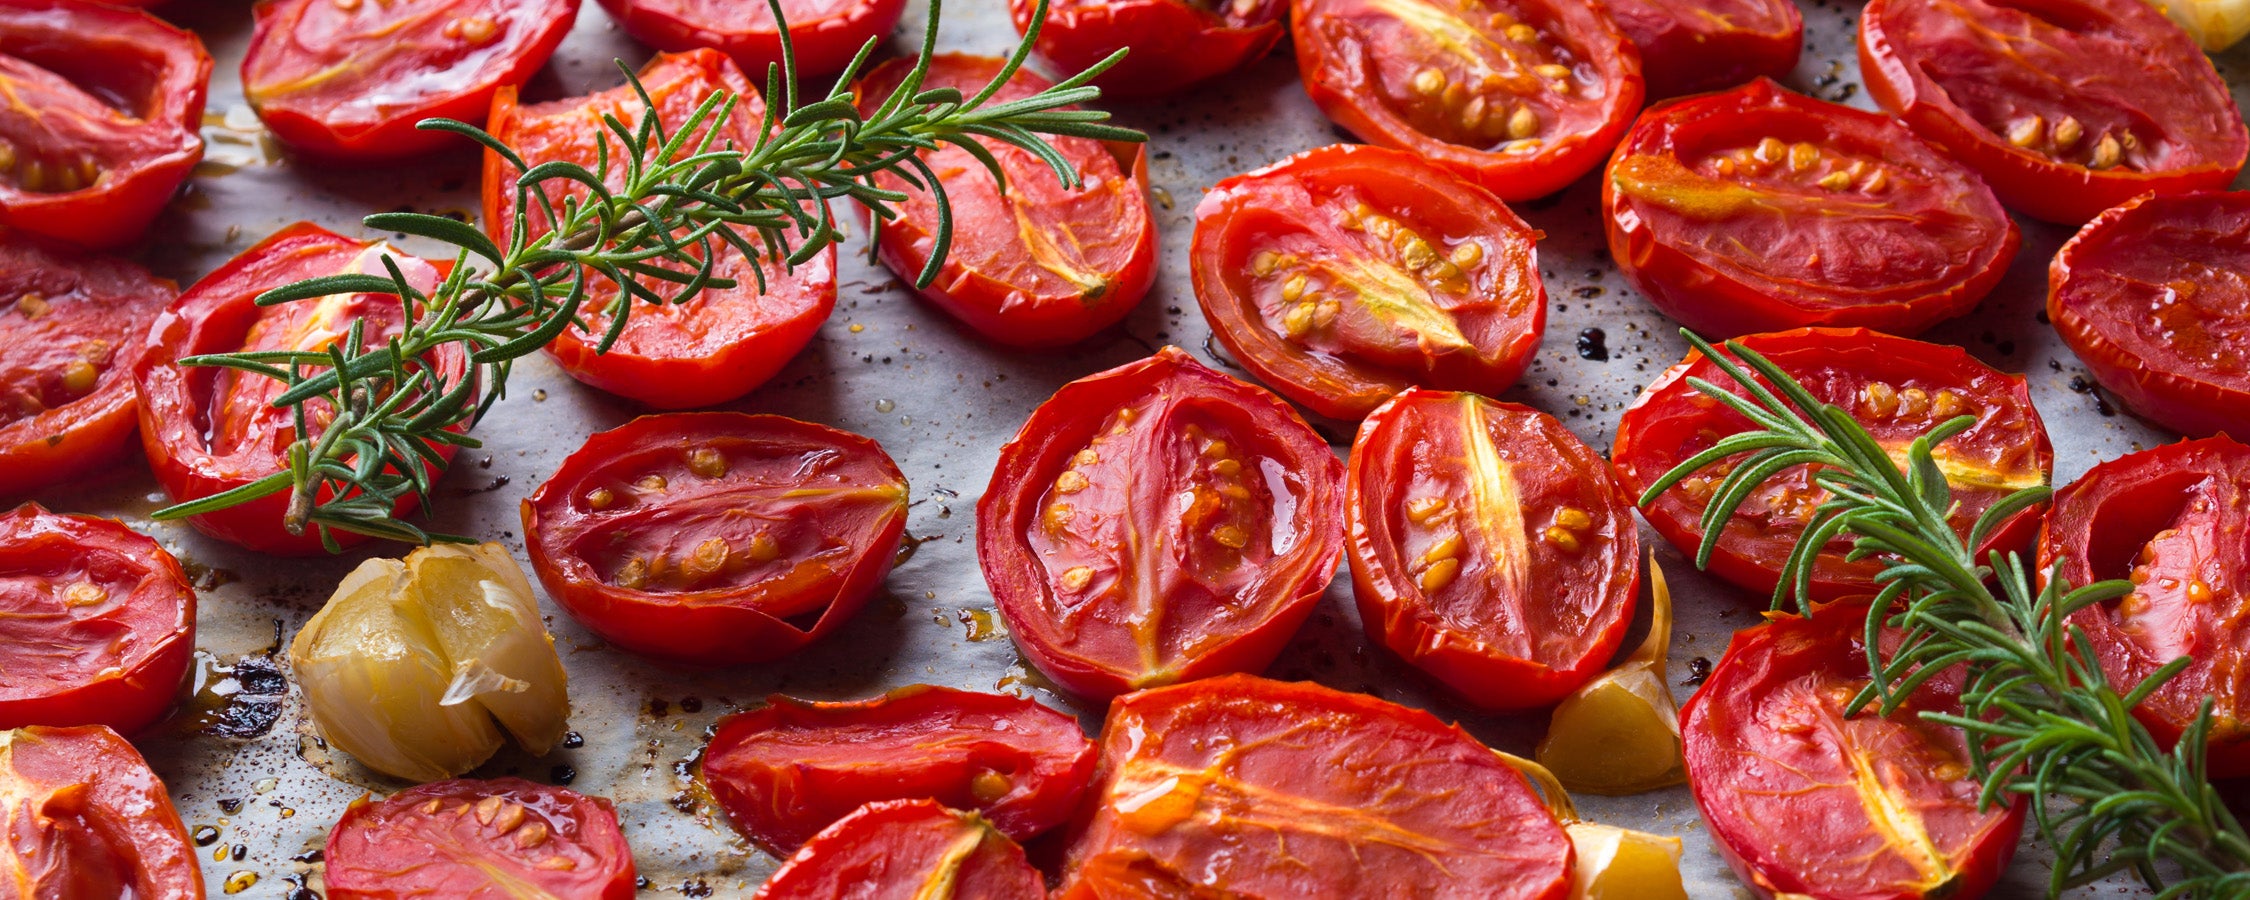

0,505,193,737
756,799,1046,900
597,0,908,78
1008,0,1286,99
1193,144,1547,420
0,0,209,250
1860,0,2247,225
1607,80,2018,339
0,244,173,497
323,778,635,900
1606,0,1800,99
0,725,204,898
977,348,1346,701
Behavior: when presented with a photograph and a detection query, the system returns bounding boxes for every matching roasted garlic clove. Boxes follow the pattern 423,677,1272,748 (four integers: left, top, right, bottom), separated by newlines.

1536,556,1685,795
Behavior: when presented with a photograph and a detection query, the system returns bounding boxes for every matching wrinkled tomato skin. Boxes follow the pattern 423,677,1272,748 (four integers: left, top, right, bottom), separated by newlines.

1606,0,1800,99
1683,603,2024,900
0,0,209,250
0,244,173,497
756,800,1046,900
1860,0,2247,225
1606,79,2018,339
855,54,1156,349
1060,674,1573,898
1193,144,1547,420
703,685,1097,852
1612,328,2053,602
522,412,907,666
977,348,1346,701
323,778,635,900
0,505,193,736
0,725,203,898
597,0,908,78
242,0,576,161
1009,0,1286,99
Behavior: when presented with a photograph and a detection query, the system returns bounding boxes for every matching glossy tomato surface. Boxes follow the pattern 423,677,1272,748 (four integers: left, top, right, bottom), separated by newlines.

324,777,635,900
1193,144,1546,420
855,54,1156,348
756,799,1045,900
488,49,836,410
598,0,908,77
977,348,1345,700
242,0,575,160
1607,0,1799,98
1606,79,2018,339
0,0,208,250
1347,389,1636,710
1293,0,1643,201
1860,0,2247,224
1683,602,2024,899
703,685,1096,851
1061,674,1573,898
0,244,173,497
1009,0,1286,99
133,222,463,556
0,725,202,897
0,505,192,736
1612,328,2052,602
522,412,907,666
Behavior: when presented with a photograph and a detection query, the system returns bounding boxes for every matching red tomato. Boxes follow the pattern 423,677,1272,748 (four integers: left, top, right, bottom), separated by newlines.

0,725,203,896
977,348,1346,700
0,505,193,736
1008,0,1287,99
756,799,1045,900
0,0,209,250
1061,674,1573,898
597,0,907,78
1346,389,1636,710
703,685,1096,851
1606,80,2019,339
1860,0,2248,224
1683,602,2024,899
521,412,907,665
1606,0,1799,98
854,54,1157,349
1292,0,1643,202
1193,144,1547,420
242,0,576,161
487,49,836,409
1611,328,2053,602
0,244,173,497
133,222,465,556
324,777,635,900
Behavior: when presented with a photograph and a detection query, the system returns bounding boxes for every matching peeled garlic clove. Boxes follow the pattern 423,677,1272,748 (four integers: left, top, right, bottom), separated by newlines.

1537,555,1684,795
1567,822,1688,900
408,543,568,754
2154,0,2250,51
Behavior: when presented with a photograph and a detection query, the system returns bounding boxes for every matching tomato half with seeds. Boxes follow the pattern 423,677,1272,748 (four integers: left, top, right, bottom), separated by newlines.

133,222,464,556
598,0,908,78
1008,0,1287,99
0,725,202,897
324,778,636,900
1683,602,2024,899
757,800,1045,900
522,412,907,666
488,49,836,409
0,0,208,250
1607,80,2018,339
0,505,192,736
1193,144,1546,420
1606,0,1799,99
1060,674,1573,898
1860,0,2248,224
978,348,1345,700
855,54,1156,349
0,244,173,497
1292,0,1642,202
1611,328,2052,602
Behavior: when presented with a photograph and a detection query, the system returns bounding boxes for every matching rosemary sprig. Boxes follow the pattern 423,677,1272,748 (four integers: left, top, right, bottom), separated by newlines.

1643,332,2250,897
152,0,1134,549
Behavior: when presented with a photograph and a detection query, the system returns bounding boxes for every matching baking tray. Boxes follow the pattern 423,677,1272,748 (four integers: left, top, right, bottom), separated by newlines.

49,0,2240,895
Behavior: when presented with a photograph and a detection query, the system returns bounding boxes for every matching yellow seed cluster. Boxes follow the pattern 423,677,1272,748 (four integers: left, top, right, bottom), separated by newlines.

1859,381,1973,421
1,143,102,194
1542,506,1592,553
1716,138,1892,194
2004,114,2131,170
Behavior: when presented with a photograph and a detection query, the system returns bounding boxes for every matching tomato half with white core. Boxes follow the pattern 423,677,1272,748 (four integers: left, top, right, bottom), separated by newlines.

596,0,909,78
323,778,636,900
1193,144,1546,420
1606,79,2018,339
1683,601,2024,899
0,505,193,736
0,244,173,497
1860,0,2247,224
1009,0,1288,99
1611,328,2053,602
0,725,203,897
1346,389,1636,710
977,348,1346,701
1605,0,1800,99
756,800,1045,900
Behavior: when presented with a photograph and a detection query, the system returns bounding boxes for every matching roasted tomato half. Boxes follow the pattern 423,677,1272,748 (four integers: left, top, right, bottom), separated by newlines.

598,0,908,78
1606,79,2018,339
855,54,1156,348
1606,0,1799,99
324,778,636,900
0,0,208,250
757,800,1045,900
977,348,1345,700
0,725,202,896
1009,0,1287,99
1292,0,1643,201
488,49,836,409
1346,389,1636,710
522,412,907,666
1061,674,1573,898
1861,0,2248,224
704,686,1096,852
0,244,173,497
1683,602,2024,899
0,505,192,736
1193,144,1546,420
1612,328,2052,602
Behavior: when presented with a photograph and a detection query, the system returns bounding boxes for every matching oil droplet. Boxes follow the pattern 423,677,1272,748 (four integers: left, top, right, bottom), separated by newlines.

849,323,865,333
224,871,258,894
958,608,1002,642
1575,327,1609,362
1151,186,1175,210
192,825,220,846
253,777,279,794
874,398,896,413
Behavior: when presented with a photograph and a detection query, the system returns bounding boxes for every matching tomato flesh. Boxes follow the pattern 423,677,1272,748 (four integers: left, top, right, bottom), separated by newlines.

597,0,909,77
0,505,193,737
1606,0,1800,98
324,777,636,900
1010,0,1287,98
0,244,172,497
756,799,1045,900
0,725,202,897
